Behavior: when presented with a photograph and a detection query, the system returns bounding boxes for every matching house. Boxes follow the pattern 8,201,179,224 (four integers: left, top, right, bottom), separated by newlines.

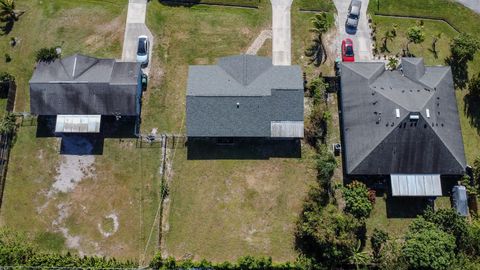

29,54,142,133
186,55,304,139
339,58,466,197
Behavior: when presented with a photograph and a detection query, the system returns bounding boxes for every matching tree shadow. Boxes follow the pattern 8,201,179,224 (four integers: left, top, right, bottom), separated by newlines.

187,138,301,160
464,93,480,131
446,57,469,89
0,19,14,36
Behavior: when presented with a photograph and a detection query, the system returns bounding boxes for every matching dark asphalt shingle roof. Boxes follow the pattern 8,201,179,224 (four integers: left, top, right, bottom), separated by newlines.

340,58,466,175
186,55,304,137
30,54,141,115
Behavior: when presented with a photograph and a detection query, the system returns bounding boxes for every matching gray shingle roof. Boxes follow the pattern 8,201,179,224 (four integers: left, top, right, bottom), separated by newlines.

30,54,141,115
340,58,466,175
186,55,304,137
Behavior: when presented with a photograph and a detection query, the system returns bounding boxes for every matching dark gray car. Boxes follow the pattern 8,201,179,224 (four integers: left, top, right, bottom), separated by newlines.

346,0,362,29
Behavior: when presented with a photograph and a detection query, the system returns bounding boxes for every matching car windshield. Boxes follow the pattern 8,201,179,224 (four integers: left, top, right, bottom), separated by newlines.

137,39,147,55
349,13,358,19
345,46,354,56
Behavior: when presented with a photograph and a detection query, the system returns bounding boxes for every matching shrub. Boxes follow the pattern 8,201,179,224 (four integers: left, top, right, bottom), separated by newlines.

370,228,388,262
0,112,16,134
402,221,456,270
308,77,328,105
343,181,373,219
35,47,59,63
4,53,11,62
469,73,480,101
423,208,470,253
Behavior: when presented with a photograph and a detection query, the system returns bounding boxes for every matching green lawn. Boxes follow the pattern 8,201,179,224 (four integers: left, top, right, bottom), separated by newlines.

372,16,458,65
0,0,162,263
0,0,328,264
143,1,323,262
298,0,335,12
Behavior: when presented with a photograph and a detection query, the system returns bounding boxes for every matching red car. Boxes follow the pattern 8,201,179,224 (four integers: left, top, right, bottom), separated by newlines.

341,38,355,62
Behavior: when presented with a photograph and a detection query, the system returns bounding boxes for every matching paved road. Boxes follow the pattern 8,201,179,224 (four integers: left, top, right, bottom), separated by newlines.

271,0,293,65
121,0,154,74
333,0,373,62
455,0,480,14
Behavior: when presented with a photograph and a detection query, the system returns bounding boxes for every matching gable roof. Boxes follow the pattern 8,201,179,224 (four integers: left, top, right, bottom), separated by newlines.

187,55,303,96
29,54,141,116
340,58,466,175
186,55,304,137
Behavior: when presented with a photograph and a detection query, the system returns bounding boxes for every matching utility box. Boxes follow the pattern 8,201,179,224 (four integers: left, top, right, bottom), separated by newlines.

452,185,468,217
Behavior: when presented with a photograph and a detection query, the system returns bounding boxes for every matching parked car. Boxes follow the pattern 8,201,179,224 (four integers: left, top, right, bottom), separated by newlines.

346,0,362,29
136,35,149,66
341,38,355,62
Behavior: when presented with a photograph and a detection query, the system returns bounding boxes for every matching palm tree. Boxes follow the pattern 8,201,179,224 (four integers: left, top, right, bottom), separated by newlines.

430,32,442,58
348,240,370,270
380,30,394,53
307,12,332,65
0,0,16,21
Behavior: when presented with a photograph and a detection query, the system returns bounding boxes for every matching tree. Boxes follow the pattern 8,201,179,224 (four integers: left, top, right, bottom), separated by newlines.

295,204,364,267
308,77,328,105
342,181,373,219
387,57,398,70
306,13,332,66
380,29,395,53
423,208,470,254
348,240,369,270
0,112,15,134
402,219,456,270
370,228,389,262
0,0,23,34
0,71,14,95
35,47,59,63
405,25,425,55
451,33,480,63
449,33,480,88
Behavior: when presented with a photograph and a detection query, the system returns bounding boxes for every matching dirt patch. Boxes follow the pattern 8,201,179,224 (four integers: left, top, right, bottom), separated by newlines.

49,155,95,196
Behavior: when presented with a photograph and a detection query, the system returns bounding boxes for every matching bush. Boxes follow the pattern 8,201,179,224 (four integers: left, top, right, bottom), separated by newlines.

402,222,456,270
35,47,59,63
342,181,373,219
295,204,364,267
308,77,328,105
0,112,16,134
469,73,480,101
371,228,389,262
423,208,469,253
0,71,14,94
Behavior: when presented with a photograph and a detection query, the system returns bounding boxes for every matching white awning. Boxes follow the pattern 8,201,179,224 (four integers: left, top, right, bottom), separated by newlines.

390,174,442,197
271,121,304,138
55,115,101,133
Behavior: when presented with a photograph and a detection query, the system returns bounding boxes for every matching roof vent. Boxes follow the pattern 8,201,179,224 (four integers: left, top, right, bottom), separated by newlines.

409,113,420,121
426,109,430,118
236,102,240,108
395,108,400,118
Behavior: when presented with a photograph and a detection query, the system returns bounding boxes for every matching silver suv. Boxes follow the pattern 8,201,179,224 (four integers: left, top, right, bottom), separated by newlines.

346,0,362,29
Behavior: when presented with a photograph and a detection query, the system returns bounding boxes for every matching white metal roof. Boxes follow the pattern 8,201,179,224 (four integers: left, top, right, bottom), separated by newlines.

55,115,101,133
390,174,442,196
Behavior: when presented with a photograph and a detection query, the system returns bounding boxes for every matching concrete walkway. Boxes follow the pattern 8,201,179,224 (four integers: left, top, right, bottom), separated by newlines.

333,0,373,62
246,29,272,55
271,0,293,65
121,0,154,74
455,0,480,14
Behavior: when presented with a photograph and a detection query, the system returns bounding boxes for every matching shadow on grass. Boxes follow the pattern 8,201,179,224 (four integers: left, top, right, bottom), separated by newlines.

36,116,138,155
0,19,14,36
464,93,480,132
446,57,469,89
187,138,301,160
386,197,433,218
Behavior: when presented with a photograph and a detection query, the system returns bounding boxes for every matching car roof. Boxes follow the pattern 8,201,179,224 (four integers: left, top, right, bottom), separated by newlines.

350,6,360,14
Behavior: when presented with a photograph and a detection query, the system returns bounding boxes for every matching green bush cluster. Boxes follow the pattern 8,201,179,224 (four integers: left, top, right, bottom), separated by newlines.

35,47,59,63
342,181,373,219
0,228,136,268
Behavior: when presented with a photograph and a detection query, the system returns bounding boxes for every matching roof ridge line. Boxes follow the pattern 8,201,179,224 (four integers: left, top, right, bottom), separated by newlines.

421,109,465,170
349,112,409,174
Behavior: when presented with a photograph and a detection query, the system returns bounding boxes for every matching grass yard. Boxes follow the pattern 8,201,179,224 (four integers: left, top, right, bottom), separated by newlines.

142,1,324,262
371,16,458,65
0,0,162,263
297,0,335,12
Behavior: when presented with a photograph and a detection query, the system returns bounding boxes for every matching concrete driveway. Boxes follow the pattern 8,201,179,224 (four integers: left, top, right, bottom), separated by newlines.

455,0,480,14
271,0,293,65
333,0,373,62
121,0,154,74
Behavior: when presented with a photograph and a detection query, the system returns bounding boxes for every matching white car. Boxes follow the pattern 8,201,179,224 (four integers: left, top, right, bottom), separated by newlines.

136,35,149,66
